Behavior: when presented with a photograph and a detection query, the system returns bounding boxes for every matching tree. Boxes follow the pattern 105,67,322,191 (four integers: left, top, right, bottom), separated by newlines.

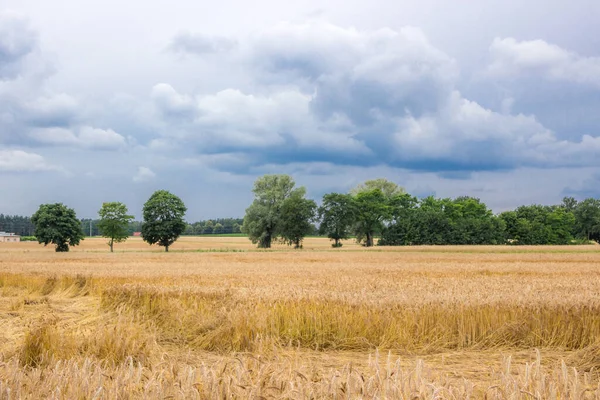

349,179,403,247
184,224,195,235
242,174,304,248
378,193,418,246
202,221,214,234
318,193,355,247
561,197,578,212
31,203,84,252
279,194,317,248
213,223,224,234
141,190,187,252
500,204,574,245
352,189,390,247
350,178,405,198
192,222,203,234
574,198,600,243
98,202,134,252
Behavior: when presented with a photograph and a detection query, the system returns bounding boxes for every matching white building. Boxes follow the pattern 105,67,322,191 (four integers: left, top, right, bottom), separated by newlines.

0,232,20,242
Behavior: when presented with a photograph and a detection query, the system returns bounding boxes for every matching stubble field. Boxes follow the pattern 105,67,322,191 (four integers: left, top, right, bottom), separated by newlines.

1,237,600,398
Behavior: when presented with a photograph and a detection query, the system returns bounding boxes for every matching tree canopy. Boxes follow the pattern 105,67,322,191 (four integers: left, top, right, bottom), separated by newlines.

381,196,505,245
574,198,600,243
500,205,575,245
31,203,84,252
350,178,405,198
242,174,313,248
98,202,134,252
279,194,317,248
319,193,355,247
352,189,390,247
141,190,187,252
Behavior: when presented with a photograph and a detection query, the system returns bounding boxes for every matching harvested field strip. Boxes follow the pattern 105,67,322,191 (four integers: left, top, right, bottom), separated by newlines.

100,284,600,352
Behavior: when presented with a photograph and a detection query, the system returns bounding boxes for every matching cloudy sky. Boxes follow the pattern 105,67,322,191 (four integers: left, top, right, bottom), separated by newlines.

1,0,599,220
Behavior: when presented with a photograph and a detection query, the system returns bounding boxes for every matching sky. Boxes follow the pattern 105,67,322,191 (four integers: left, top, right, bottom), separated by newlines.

1,0,599,220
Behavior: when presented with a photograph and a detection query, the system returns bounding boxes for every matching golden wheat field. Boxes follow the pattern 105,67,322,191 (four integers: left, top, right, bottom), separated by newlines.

1,237,600,399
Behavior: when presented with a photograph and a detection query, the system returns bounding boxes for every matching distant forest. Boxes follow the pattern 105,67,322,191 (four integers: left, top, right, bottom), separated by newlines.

0,216,244,237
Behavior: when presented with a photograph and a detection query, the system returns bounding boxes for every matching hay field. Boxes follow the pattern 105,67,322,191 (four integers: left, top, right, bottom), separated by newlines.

1,237,600,398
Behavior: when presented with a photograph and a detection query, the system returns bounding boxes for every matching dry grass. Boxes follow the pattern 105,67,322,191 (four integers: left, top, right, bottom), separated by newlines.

1,237,600,398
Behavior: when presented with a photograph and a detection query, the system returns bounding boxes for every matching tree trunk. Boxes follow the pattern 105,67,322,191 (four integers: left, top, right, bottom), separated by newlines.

56,242,69,252
165,244,169,252
366,232,374,247
110,239,113,253
259,232,272,248
334,238,340,247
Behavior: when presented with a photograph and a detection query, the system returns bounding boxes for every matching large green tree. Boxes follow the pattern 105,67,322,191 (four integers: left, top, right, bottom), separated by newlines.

379,195,506,246
242,174,305,248
98,202,134,252
141,190,187,252
500,204,574,245
574,198,600,243
352,189,390,247
279,194,317,249
350,179,404,247
378,193,419,246
31,203,84,252
318,193,355,247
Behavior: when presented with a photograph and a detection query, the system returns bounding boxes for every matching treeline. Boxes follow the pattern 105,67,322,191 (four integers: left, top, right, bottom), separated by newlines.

379,196,595,246
75,218,245,236
0,215,35,236
242,175,600,248
4,175,600,249
2,215,245,238
183,218,244,235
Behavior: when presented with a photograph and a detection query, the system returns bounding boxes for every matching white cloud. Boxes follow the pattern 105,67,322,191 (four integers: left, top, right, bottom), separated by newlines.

151,84,370,156
28,126,127,150
389,91,600,169
487,37,600,87
0,149,58,172
193,88,303,147
78,126,127,150
0,12,37,79
133,166,156,182
249,22,457,119
23,93,79,126
168,32,236,54
151,83,196,118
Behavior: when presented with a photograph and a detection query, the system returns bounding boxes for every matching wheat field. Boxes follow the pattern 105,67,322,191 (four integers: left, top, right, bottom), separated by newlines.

1,237,600,399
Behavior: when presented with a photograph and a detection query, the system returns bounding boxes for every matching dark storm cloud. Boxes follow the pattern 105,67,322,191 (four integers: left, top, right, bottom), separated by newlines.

152,22,600,175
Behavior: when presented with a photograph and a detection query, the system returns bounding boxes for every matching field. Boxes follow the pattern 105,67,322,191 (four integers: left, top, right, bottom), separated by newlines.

1,237,600,399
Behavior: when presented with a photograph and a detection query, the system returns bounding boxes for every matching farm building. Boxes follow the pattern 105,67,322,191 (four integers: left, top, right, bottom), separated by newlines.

0,232,20,242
